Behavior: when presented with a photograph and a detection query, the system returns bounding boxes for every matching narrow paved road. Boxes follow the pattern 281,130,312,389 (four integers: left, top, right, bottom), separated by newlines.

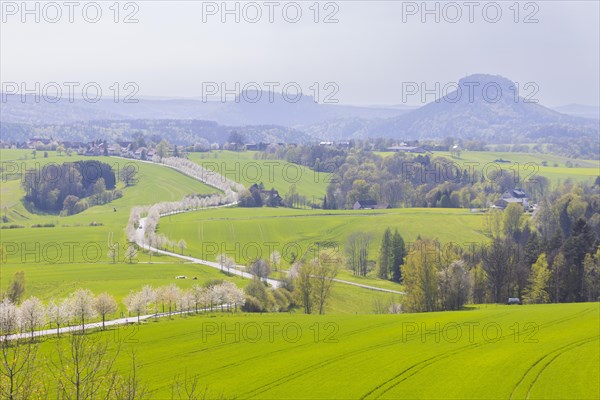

132,160,405,295
2,306,230,342
135,215,282,288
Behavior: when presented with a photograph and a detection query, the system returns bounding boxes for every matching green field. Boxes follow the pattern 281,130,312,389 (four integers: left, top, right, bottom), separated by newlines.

188,151,329,202
433,151,599,184
1,151,217,225
33,302,600,399
375,150,599,185
0,149,399,314
0,151,218,265
159,207,489,267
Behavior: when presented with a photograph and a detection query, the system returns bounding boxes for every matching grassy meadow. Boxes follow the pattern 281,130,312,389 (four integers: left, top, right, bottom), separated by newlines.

188,151,329,201
375,150,599,185
158,207,489,266
31,302,600,399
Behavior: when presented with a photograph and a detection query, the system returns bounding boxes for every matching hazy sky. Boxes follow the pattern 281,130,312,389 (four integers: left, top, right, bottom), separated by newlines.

1,1,599,106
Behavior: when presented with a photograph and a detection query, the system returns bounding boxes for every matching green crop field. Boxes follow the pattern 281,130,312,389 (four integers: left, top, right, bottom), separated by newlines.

432,151,599,184
0,150,218,261
3,149,598,400
32,302,600,399
0,149,398,315
375,150,599,185
188,151,329,201
159,206,489,267
0,261,248,304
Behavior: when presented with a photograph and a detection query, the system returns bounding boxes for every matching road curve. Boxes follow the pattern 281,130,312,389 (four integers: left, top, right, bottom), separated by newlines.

131,158,404,294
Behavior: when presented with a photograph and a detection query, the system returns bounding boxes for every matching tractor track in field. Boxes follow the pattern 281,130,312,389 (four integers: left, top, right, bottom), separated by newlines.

524,336,599,399
151,319,401,393
360,307,598,400
240,310,514,398
508,335,599,400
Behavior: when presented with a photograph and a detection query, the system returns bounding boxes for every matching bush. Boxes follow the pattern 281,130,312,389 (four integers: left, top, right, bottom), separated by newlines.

73,199,89,214
241,295,263,312
1,224,25,229
245,279,276,312
203,279,224,288
273,288,291,311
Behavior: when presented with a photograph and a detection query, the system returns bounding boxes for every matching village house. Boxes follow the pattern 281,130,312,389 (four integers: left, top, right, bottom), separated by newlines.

495,188,529,210
386,145,427,154
353,200,390,210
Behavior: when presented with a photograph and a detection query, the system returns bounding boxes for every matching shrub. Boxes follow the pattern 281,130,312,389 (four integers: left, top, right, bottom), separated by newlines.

1,224,25,229
241,295,263,312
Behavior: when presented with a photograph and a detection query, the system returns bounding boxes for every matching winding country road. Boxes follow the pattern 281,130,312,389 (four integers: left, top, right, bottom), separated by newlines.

5,158,404,341
133,159,405,295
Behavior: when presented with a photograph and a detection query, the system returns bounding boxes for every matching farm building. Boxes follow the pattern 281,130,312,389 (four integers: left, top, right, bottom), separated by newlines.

495,188,529,210
353,200,390,210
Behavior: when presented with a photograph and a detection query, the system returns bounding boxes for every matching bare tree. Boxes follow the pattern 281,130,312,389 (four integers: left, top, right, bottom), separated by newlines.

0,336,42,400
312,252,340,315
51,332,121,400
345,233,371,276
0,298,33,400
94,293,118,330
125,245,138,264
112,351,148,400
216,254,227,271
177,240,187,255
170,370,207,400
482,237,515,303
249,259,271,281
295,262,316,314
269,251,282,271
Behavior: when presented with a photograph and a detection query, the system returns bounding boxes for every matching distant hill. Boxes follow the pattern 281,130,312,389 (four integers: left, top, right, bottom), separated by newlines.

0,92,407,126
553,104,600,121
1,75,597,154
303,75,599,143
0,119,311,145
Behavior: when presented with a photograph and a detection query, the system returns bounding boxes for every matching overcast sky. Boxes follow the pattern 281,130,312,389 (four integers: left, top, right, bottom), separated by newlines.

1,1,599,107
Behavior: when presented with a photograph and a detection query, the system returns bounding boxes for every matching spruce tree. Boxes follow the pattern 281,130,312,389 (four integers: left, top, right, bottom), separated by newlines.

391,229,405,282
378,228,392,279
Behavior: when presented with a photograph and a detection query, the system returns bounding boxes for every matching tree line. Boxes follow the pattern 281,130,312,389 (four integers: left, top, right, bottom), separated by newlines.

376,183,599,312
263,144,560,210
22,160,122,215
